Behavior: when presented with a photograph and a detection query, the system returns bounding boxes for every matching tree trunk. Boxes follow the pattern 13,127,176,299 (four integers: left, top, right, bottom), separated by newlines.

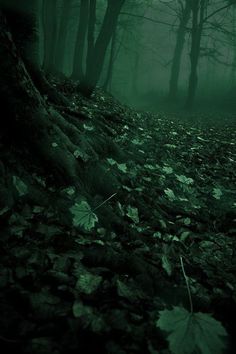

131,52,140,97
0,0,40,67
103,26,117,92
86,0,97,79
230,4,236,90
0,9,83,186
54,0,73,73
42,0,58,73
168,0,191,101
71,0,89,81
185,0,206,109
81,0,125,97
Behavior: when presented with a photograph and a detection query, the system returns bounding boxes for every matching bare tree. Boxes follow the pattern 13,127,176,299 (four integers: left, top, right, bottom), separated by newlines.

71,0,125,96
72,0,89,81
186,0,236,109
168,0,191,100
54,0,73,73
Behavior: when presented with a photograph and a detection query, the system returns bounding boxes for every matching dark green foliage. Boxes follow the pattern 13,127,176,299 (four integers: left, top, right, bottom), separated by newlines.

0,1,236,352
0,82,235,353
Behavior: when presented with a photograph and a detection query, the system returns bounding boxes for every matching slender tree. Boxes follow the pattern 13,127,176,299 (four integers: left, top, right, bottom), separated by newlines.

54,0,73,73
80,0,125,96
72,0,89,80
103,27,117,91
230,4,236,89
186,0,236,109
86,0,97,77
168,0,191,100
186,0,207,109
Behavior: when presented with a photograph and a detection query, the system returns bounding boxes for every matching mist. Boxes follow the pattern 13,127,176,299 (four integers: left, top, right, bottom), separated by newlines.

36,0,236,117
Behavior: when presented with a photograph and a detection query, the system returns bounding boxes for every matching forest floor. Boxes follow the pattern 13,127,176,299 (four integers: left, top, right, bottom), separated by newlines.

0,80,236,354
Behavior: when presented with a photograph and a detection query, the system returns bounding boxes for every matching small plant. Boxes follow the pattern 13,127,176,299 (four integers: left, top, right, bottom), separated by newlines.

156,256,228,354
70,193,117,231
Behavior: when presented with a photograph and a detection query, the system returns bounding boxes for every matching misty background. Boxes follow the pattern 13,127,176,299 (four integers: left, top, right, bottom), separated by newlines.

37,0,236,113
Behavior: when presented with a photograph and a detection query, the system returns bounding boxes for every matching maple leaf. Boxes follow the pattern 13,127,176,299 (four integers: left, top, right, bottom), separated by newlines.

156,307,227,354
212,188,223,200
70,201,98,231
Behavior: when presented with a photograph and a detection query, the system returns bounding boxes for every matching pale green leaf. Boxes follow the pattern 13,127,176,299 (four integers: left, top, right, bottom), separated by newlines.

153,232,162,238
117,163,127,173
143,177,152,182
180,231,191,242
164,188,176,201
183,217,191,226
70,201,98,230
107,158,116,166
12,176,28,197
126,205,139,223
156,307,227,354
62,186,76,196
176,175,194,185
163,166,173,174
76,272,102,294
122,185,132,192
212,188,223,200
83,123,94,131
144,164,156,170
164,144,177,149
131,138,143,145
162,255,172,276
73,148,89,162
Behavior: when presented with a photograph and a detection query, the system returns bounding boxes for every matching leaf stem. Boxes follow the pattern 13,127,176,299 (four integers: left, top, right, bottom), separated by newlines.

180,256,193,314
92,193,117,212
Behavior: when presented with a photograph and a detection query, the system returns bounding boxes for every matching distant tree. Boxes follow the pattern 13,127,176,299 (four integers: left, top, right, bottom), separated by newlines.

72,0,125,96
168,0,191,100
186,0,236,109
102,27,117,91
185,0,207,109
54,0,73,73
230,4,236,89
72,0,89,81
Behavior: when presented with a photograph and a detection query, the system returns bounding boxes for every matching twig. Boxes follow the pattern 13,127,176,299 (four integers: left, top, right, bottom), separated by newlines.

92,193,117,212
180,255,193,313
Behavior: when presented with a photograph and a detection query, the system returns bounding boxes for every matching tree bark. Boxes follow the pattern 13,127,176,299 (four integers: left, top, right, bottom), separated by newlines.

72,0,89,81
81,0,125,96
86,0,97,80
185,0,206,109
168,0,191,101
0,9,82,186
230,4,236,90
54,0,73,73
103,26,117,92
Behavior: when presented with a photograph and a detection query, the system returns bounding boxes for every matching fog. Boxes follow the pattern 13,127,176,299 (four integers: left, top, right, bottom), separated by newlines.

36,0,236,116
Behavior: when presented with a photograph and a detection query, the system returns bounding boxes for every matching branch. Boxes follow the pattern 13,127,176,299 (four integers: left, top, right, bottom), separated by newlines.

203,3,233,24
120,11,178,28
